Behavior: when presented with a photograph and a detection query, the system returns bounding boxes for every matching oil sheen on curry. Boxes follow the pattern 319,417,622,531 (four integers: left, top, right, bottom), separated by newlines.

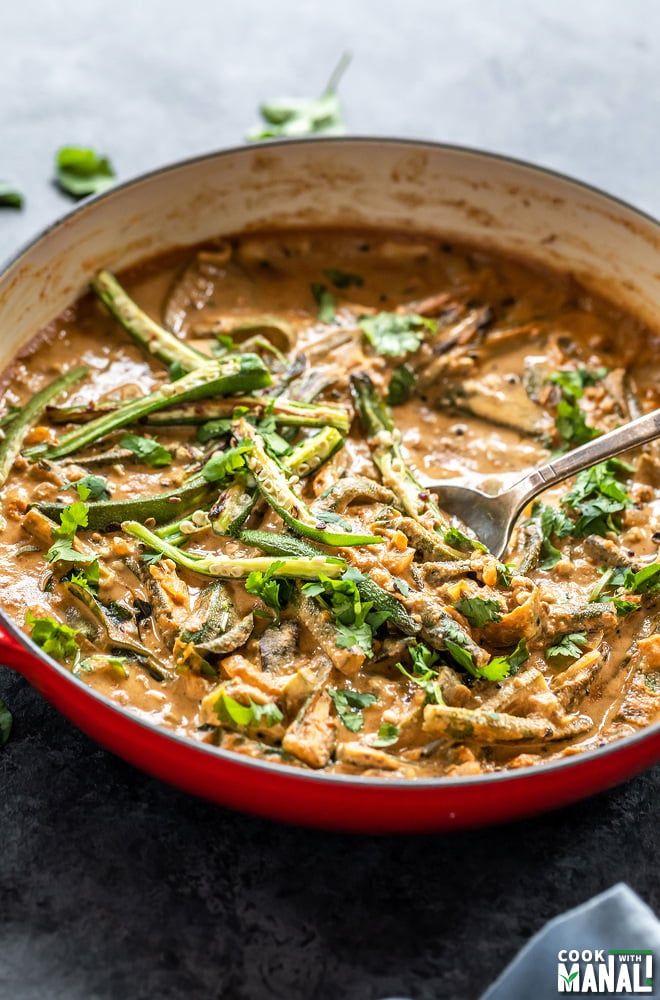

1,229,660,778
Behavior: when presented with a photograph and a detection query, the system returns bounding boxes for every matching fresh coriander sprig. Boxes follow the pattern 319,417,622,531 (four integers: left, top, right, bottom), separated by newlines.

247,52,351,141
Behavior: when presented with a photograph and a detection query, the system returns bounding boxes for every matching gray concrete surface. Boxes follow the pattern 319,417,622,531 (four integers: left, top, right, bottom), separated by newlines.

1,2,660,998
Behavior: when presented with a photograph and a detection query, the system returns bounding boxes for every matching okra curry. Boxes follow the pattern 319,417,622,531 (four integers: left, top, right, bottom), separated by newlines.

1,228,659,778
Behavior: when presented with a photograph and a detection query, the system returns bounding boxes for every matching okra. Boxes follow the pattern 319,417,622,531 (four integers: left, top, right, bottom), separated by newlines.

36,473,215,531
122,520,347,579
48,394,351,434
240,529,419,634
27,355,271,461
91,270,211,371
0,366,88,488
350,373,465,558
235,417,380,547
210,426,344,538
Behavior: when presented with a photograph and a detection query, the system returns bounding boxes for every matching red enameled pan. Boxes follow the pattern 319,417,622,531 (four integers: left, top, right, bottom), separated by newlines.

1,138,659,832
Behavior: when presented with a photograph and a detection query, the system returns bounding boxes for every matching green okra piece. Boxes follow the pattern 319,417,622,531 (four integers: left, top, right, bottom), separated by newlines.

47,394,351,434
350,373,464,559
63,579,169,677
239,529,419,635
36,473,215,531
27,355,271,461
235,416,380,547
210,426,344,538
91,269,211,372
121,520,347,580
0,366,88,488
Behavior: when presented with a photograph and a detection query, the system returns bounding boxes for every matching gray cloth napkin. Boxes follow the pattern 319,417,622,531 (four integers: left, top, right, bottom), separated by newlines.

379,883,660,1000
481,883,660,1000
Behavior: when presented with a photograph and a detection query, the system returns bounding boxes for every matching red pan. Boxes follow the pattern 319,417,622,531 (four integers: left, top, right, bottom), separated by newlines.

1,138,659,832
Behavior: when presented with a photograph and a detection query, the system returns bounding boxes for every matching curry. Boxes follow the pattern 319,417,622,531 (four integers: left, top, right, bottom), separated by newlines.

1,228,659,777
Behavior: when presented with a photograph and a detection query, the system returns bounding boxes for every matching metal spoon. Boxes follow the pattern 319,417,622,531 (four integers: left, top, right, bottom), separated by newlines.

427,408,660,559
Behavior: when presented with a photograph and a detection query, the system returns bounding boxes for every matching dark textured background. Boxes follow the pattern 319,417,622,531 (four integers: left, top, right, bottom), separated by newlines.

1,2,660,998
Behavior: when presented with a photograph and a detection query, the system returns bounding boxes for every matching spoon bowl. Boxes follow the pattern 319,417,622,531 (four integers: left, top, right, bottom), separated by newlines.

428,407,660,559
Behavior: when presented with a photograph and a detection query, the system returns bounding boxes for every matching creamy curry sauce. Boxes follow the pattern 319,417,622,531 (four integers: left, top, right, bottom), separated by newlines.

1,228,660,777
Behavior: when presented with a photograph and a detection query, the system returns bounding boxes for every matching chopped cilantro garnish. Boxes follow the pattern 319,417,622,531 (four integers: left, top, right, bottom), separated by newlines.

562,460,632,537
554,397,601,448
245,561,293,615
455,596,502,628
359,312,435,357
529,501,574,569
545,632,588,662
214,691,283,729
256,404,291,456
547,366,608,400
302,568,390,657
482,638,530,681
55,147,116,198
119,434,172,468
246,52,350,141
622,562,660,595
397,642,444,704
311,282,336,323
369,722,400,748
72,474,109,501
197,419,233,443
46,499,94,567
329,688,377,732
444,526,487,554
202,440,254,483
26,612,80,664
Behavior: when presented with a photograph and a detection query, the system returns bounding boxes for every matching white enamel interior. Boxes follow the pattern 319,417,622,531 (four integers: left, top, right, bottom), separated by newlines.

1,138,660,366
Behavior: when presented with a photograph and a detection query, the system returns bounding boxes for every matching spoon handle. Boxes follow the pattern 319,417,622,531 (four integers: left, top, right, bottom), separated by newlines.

511,408,660,508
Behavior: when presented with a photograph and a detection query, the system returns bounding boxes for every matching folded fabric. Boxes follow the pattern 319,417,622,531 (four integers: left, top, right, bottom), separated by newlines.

480,883,660,1000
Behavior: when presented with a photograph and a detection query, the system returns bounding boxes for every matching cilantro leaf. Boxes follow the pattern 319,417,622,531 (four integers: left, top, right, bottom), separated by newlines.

529,502,574,569
119,434,172,468
56,501,89,537
622,562,660,595
202,440,254,483
545,632,588,662
26,612,80,664
55,147,116,198
257,405,291,456
359,312,435,357
197,418,233,443
547,366,608,400
73,474,110,501
246,52,350,141
444,526,487,554
0,697,12,748
329,688,377,732
554,397,601,448
562,460,631,537
311,283,336,323
0,183,23,208
455,596,502,628
369,722,399,748
245,561,293,615
214,691,283,729
68,559,100,590
496,562,515,587
482,638,529,681
46,500,92,565
302,570,389,657
397,642,444,704
387,364,416,406
323,268,363,289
